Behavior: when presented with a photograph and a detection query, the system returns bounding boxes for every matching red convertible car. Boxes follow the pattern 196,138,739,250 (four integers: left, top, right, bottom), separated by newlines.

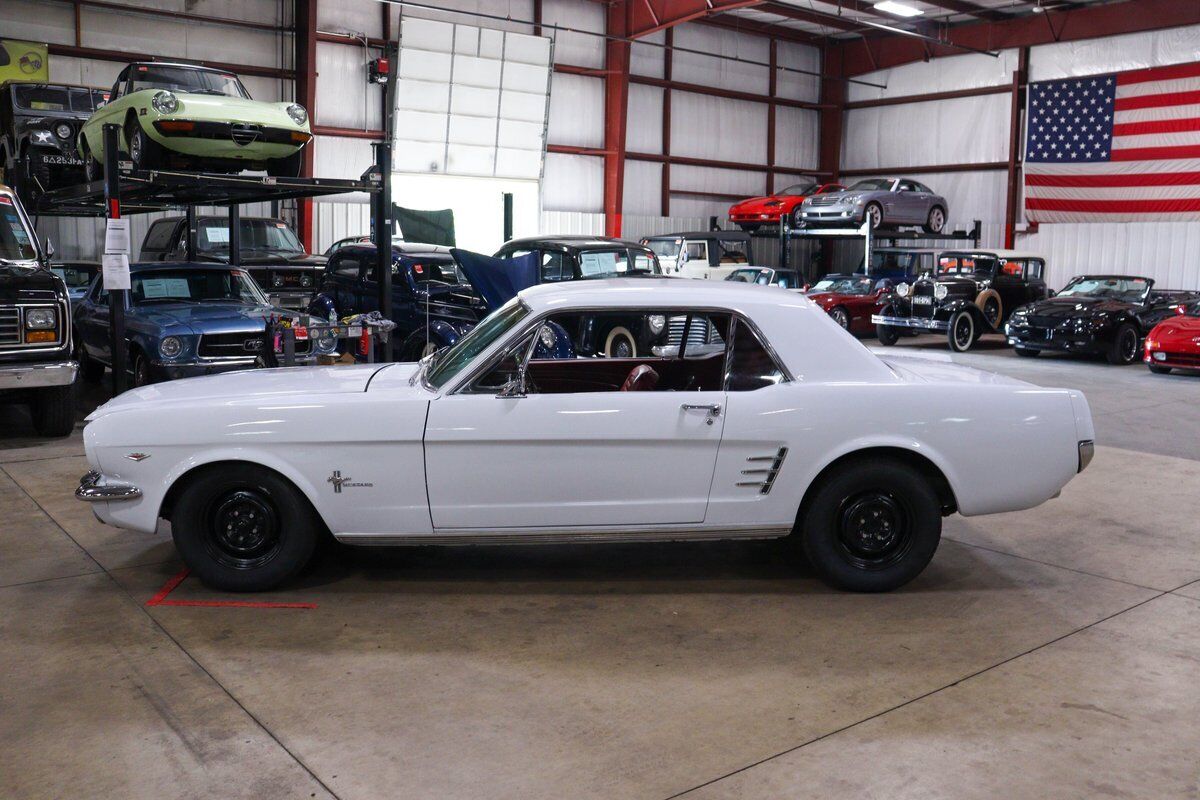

729,182,845,231
806,273,894,333
1144,302,1200,374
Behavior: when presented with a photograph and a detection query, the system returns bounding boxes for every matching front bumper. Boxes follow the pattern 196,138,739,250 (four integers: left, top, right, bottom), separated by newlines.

799,207,861,225
148,120,308,160
730,210,782,222
267,290,317,310
1145,350,1200,369
76,470,142,502
872,314,949,332
1005,324,1103,354
0,360,77,390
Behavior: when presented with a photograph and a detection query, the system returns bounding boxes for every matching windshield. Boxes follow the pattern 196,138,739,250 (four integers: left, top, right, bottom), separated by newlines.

426,300,529,389
870,250,920,275
1058,276,1150,303
13,84,107,112
0,197,38,261
578,248,658,277
131,269,267,305
779,183,815,196
848,179,893,192
198,219,305,254
938,255,995,277
727,269,770,284
408,258,466,285
52,264,97,288
130,65,250,98
810,276,873,295
644,239,679,258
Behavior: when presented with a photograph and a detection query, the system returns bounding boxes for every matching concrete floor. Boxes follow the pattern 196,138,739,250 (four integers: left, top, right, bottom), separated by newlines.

1,336,1198,799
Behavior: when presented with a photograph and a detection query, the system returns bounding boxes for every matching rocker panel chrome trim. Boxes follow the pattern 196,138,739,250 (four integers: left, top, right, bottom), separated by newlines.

333,525,792,547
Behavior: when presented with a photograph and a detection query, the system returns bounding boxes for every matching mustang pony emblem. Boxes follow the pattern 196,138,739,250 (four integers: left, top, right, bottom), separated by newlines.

328,470,372,493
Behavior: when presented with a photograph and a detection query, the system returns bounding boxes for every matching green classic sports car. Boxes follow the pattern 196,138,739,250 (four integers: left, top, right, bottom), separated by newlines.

78,62,311,178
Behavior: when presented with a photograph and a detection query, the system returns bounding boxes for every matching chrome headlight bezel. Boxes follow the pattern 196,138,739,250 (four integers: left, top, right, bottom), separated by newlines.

896,282,911,298
300,273,313,288
287,104,308,125
151,90,178,114
538,325,558,351
24,307,57,330
159,336,183,359
648,314,666,335
55,123,73,140
934,283,949,300
272,274,285,288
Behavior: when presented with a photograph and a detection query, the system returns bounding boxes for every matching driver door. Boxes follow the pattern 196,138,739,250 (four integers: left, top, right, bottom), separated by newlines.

423,310,728,530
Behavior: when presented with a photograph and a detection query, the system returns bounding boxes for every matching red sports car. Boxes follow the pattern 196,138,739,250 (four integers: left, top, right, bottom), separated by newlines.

729,182,845,231
806,273,893,334
1144,302,1200,374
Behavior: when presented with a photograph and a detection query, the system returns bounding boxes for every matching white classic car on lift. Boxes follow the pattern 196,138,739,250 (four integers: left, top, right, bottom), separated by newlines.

77,279,1095,593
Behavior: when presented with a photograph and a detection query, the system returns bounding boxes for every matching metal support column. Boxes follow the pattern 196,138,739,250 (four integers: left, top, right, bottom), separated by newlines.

185,205,197,261
228,204,241,267
102,123,127,394
372,140,393,332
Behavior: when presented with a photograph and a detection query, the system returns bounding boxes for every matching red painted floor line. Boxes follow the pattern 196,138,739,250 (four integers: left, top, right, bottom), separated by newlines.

145,568,317,609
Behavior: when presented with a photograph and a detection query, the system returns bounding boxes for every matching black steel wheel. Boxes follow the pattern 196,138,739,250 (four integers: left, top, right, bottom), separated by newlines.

875,304,900,346
981,296,1002,329
796,457,942,592
947,310,975,352
1106,323,1139,365
171,464,320,592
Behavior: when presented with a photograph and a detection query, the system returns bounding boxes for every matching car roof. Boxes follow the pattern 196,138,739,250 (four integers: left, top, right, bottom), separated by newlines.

337,243,452,257
645,231,751,241
2,80,103,91
129,261,249,271
873,247,941,254
939,249,1045,260
515,278,896,384
502,235,647,250
153,216,287,224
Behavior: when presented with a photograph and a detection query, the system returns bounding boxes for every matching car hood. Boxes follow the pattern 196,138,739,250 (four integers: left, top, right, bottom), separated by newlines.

134,302,290,334
1150,316,1200,339
87,363,409,420
1021,296,1135,318
452,248,539,309
733,195,792,208
148,92,304,128
0,264,63,300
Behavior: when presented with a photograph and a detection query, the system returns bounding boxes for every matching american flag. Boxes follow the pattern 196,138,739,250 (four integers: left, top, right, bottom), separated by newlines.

1024,61,1200,222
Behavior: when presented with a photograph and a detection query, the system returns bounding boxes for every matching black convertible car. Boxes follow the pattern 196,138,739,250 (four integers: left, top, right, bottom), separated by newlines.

1005,275,1200,364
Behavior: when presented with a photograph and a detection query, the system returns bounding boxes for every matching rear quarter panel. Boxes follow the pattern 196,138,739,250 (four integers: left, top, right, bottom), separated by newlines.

706,380,1081,527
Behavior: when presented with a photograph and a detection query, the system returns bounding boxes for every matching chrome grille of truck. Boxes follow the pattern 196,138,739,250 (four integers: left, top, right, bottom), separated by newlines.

0,307,20,346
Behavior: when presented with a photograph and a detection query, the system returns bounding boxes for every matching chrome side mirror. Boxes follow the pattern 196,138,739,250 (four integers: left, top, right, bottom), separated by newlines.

495,376,526,398
43,237,55,258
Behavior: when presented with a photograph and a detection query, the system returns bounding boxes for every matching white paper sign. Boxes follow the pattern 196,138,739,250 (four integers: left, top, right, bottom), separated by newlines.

102,253,131,290
104,218,130,255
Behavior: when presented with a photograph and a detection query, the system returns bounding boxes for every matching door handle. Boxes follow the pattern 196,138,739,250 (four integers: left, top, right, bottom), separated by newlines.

681,403,722,419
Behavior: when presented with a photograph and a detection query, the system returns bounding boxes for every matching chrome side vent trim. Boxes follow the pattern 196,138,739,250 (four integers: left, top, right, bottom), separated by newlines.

736,447,788,495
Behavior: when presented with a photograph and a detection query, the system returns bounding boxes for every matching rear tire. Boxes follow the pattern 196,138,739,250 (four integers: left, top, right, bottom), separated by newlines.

1106,323,1139,365
30,385,76,438
947,309,975,352
797,458,942,592
170,464,320,592
829,306,850,330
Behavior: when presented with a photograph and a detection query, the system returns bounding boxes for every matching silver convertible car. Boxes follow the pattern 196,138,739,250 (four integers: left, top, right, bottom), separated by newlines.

796,178,948,233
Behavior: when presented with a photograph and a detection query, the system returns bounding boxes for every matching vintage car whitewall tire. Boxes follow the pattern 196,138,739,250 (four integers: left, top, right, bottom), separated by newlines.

974,289,1002,330
171,464,320,592
604,327,637,358
947,309,976,352
797,457,942,592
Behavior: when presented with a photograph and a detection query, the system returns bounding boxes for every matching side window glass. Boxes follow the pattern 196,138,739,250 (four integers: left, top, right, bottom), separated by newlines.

541,251,567,282
470,329,537,393
1000,259,1023,277
727,318,784,391
334,256,361,278
1025,260,1045,281
684,242,706,262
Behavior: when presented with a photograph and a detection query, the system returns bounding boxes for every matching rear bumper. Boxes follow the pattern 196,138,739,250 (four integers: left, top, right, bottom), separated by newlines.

76,470,142,502
872,314,948,332
0,360,77,390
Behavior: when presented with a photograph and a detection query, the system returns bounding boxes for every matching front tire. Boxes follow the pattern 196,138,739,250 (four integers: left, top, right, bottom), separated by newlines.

829,306,850,330
82,140,102,183
947,309,976,352
170,464,320,592
132,351,154,388
863,202,883,229
127,122,162,171
267,149,304,177
1106,323,1139,365
77,341,105,382
797,458,942,592
30,385,76,437
875,304,900,346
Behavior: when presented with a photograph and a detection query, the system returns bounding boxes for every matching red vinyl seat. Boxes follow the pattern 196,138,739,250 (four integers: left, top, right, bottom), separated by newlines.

620,364,660,392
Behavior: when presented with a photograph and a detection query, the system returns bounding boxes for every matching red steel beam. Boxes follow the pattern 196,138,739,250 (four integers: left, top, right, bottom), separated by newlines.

843,83,1010,109
766,38,776,195
817,45,844,183
295,0,318,251
316,31,389,49
547,144,828,178
839,161,1009,177
918,0,1009,23
1004,47,1028,249
695,14,824,45
553,64,829,110
755,2,866,33
838,0,1200,77
604,2,632,237
626,0,767,39
46,44,292,79
313,125,384,140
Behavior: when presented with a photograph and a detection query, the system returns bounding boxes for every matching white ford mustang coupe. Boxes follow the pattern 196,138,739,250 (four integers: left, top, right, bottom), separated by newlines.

77,279,1095,593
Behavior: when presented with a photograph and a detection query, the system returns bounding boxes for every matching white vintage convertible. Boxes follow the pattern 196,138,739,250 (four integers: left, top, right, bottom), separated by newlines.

77,279,1095,593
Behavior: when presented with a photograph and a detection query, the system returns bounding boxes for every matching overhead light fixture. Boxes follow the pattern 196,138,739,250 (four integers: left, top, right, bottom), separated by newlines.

873,1,924,17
